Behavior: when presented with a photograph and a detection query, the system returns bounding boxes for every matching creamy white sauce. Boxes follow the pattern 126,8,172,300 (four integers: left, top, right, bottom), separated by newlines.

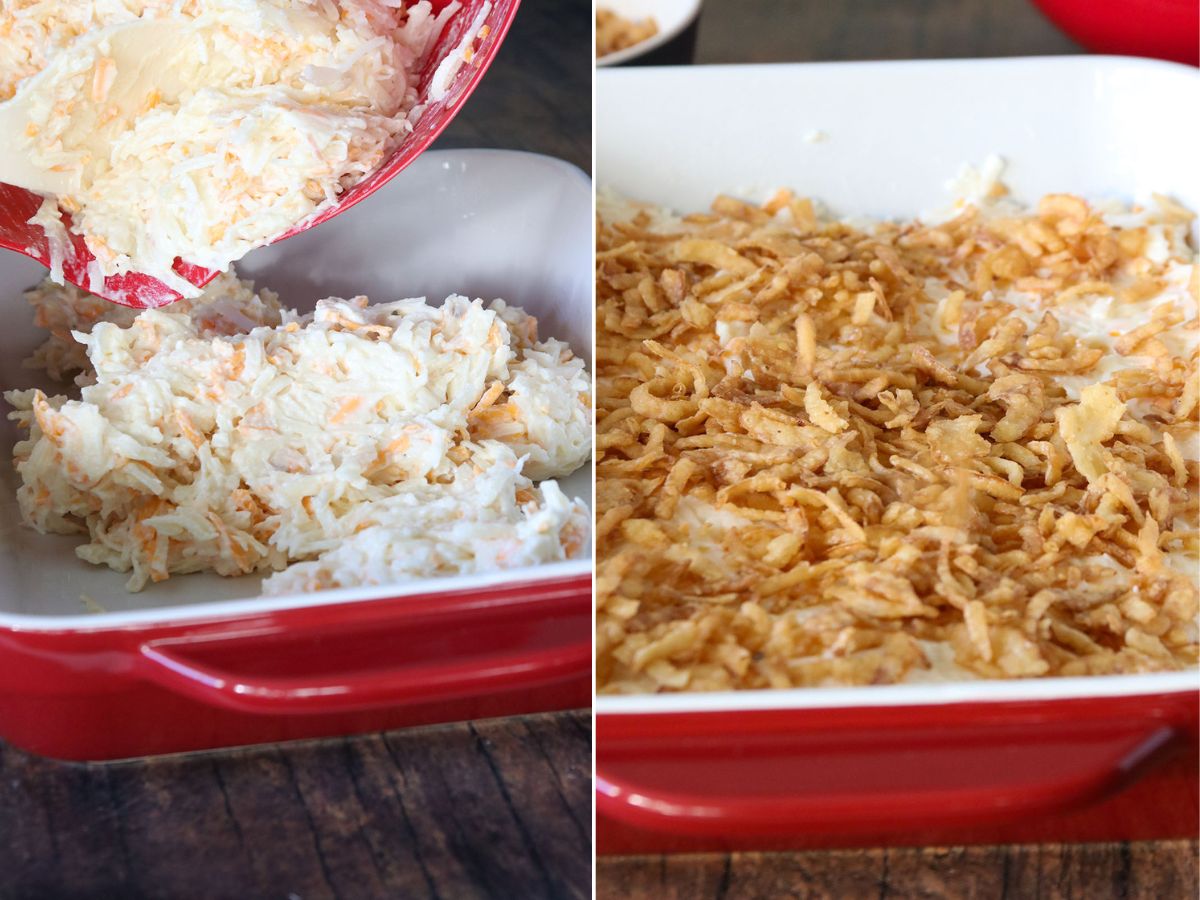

673,495,752,538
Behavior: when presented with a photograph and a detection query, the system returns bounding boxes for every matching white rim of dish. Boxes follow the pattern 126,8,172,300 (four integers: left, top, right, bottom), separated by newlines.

596,0,703,67
596,669,1200,711
595,52,1200,70
0,558,593,632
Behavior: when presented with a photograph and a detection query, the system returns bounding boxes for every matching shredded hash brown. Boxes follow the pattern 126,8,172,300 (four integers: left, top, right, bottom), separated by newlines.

596,9,658,58
596,188,1200,693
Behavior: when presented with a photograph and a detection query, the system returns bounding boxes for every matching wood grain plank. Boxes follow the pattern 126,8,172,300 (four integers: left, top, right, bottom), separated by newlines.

598,843,1200,900
1128,839,1200,900
723,850,888,899
521,710,592,844
26,760,134,897
205,748,340,899
334,735,446,899
469,714,592,899
103,752,257,900
382,722,557,898
1,711,590,899
596,853,729,900
0,741,66,899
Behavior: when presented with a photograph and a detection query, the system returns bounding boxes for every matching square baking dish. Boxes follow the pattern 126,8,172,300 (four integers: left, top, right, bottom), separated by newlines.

0,148,592,762
595,56,1199,853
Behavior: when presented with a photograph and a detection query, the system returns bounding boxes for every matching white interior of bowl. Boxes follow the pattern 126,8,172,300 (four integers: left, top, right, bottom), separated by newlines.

595,56,1200,707
0,149,592,627
596,0,702,67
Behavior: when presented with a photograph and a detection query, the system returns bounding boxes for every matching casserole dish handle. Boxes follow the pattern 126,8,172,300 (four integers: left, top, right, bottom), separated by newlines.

138,636,591,715
135,579,591,715
596,711,1189,836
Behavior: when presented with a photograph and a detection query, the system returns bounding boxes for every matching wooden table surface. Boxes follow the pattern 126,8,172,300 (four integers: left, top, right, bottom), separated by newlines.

0,3,592,899
438,0,591,173
597,1,1198,898
598,842,1200,900
2,712,591,900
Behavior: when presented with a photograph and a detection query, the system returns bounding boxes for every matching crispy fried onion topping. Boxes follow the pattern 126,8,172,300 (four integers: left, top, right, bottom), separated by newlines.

597,190,1199,693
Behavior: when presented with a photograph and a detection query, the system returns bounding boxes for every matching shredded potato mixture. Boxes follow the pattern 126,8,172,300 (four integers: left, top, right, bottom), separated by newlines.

6,273,591,593
596,178,1199,693
596,9,658,58
0,0,467,294
20,270,283,381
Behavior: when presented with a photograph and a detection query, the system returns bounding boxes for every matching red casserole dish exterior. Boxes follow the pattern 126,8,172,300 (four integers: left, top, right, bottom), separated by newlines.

596,686,1199,853
0,571,589,761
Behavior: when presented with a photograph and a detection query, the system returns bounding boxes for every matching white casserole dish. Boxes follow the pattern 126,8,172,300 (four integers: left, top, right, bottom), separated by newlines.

594,57,1200,852
0,148,593,760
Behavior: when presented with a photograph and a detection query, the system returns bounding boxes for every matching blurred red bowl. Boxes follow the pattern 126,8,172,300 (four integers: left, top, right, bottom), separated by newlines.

1031,0,1199,65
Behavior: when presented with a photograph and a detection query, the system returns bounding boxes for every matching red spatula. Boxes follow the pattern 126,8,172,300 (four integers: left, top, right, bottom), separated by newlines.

0,0,519,309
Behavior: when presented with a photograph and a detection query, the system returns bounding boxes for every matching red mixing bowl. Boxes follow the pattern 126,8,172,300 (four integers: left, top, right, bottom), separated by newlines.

0,0,519,307
1032,0,1199,65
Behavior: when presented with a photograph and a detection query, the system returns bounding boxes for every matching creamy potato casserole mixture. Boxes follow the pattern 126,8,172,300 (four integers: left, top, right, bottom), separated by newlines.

6,273,590,593
1,0,487,293
596,173,1199,692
